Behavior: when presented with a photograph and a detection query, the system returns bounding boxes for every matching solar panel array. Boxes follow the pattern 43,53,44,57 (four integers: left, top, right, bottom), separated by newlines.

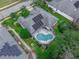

32,14,44,30
32,20,44,30
74,1,79,8
0,42,22,56
33,14,43,23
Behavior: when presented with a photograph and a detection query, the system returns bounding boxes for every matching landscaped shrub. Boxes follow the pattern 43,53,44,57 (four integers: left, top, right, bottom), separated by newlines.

20,6,30,17
2,18,15,27
15,23,31,39
57,20,72,33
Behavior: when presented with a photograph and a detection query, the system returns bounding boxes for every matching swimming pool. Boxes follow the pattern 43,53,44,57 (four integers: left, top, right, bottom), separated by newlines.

34,28,55,44
36,33,53,41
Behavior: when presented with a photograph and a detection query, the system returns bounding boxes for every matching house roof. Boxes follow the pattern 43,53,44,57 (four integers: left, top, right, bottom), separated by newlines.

48,0,79,19
18,7,57,34
0,27,28,59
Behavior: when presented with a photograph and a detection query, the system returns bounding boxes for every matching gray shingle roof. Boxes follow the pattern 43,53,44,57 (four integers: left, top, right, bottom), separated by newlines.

0,27,28,59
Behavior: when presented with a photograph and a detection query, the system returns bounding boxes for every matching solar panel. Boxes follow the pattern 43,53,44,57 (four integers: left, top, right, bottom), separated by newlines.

74,1,79,8
32,20,44,30
38,14,43,19
0,42,22,56
37,20,44,26
33,14,43,23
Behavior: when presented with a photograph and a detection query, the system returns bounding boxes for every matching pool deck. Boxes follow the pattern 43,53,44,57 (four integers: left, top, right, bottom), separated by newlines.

34,28,55,44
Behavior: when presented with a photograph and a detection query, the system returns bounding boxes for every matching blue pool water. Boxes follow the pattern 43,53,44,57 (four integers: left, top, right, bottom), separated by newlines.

36,33,53,41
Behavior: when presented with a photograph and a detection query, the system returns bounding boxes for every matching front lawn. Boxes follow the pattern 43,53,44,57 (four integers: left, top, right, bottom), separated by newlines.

14,23,31,39
3,18,15,27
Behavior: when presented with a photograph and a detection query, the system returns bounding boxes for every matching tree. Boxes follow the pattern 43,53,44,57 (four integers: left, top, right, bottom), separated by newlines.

20,6,30,17
57,20,72,33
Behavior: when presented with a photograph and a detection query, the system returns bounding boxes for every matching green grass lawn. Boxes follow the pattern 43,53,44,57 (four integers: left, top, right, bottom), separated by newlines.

0,0,22,8
2,18,15,27
14,23,31,39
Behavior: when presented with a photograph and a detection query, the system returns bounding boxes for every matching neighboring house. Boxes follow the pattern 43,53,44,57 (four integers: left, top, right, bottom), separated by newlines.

48,0,79,21
0,27,28,59
18,7,58,44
